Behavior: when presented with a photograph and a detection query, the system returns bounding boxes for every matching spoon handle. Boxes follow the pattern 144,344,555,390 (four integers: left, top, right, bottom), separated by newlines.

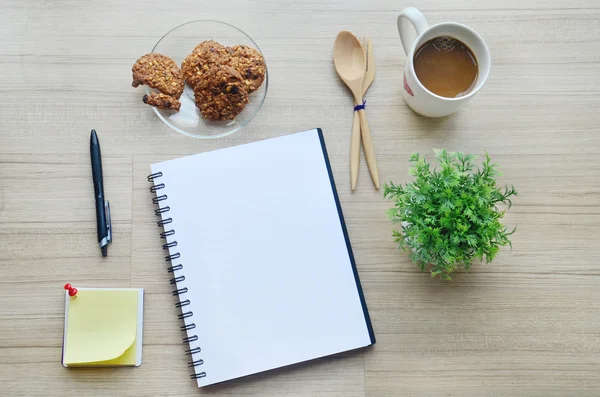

350,107,361,191
357,109,380,190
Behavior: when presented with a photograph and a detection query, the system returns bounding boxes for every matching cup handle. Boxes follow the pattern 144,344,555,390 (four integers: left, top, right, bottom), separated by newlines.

397,7,429,55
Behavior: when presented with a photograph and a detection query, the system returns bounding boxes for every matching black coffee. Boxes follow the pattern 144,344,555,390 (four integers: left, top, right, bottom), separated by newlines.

413,36,478,98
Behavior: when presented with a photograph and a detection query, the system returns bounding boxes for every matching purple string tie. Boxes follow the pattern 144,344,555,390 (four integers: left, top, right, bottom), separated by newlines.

354,100,366,112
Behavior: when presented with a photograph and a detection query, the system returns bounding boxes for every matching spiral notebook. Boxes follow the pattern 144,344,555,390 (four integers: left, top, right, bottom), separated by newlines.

148,128,375,387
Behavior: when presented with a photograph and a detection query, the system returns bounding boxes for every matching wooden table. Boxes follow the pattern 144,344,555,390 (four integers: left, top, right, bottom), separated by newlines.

2,0,599,396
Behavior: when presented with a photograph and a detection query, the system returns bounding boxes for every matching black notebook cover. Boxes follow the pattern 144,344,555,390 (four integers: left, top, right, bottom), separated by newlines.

316,128,376,345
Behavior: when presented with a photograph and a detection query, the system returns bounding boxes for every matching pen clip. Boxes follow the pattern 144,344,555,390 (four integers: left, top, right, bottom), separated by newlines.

105,200,112,244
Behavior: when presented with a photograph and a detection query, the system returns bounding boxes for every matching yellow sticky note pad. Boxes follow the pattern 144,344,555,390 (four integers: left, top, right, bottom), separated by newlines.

62,288,144,367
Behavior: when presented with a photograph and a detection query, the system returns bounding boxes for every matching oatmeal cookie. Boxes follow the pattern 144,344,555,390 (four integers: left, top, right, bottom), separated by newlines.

132,53,184,98
193,66,249,121
225,45,266,92
142,93,181,111
192,40,227,54
182,42,231,89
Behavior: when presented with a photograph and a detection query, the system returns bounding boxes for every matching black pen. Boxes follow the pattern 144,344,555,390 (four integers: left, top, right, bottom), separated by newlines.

90,129,112,257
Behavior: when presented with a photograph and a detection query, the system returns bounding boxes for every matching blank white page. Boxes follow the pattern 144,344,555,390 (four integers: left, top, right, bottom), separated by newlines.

151,128,374,387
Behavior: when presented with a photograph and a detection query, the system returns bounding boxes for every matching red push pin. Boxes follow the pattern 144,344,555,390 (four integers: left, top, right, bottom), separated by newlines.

64,283,78,297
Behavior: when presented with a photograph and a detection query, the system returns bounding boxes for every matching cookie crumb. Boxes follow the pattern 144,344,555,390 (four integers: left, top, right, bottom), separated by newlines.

142,92,181,111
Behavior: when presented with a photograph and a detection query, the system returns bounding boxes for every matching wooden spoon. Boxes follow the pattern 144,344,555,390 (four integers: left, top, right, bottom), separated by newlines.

333,31,380,191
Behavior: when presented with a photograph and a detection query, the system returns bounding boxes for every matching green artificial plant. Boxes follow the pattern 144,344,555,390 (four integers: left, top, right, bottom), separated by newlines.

384,149,517,280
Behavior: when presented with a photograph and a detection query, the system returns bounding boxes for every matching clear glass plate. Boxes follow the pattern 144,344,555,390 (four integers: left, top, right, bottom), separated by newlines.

147,20,268,139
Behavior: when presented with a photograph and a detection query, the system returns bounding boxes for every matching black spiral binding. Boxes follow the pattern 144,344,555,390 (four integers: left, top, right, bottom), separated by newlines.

148,172,207,380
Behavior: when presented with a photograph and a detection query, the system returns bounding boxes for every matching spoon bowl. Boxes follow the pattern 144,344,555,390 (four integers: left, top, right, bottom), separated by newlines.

333,31,366,96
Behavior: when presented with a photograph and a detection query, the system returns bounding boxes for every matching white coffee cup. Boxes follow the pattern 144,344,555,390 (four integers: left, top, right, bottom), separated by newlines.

397,7,491,117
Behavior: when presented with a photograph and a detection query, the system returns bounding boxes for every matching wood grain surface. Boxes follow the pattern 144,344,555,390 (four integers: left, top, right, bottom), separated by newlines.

2,0,600,396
